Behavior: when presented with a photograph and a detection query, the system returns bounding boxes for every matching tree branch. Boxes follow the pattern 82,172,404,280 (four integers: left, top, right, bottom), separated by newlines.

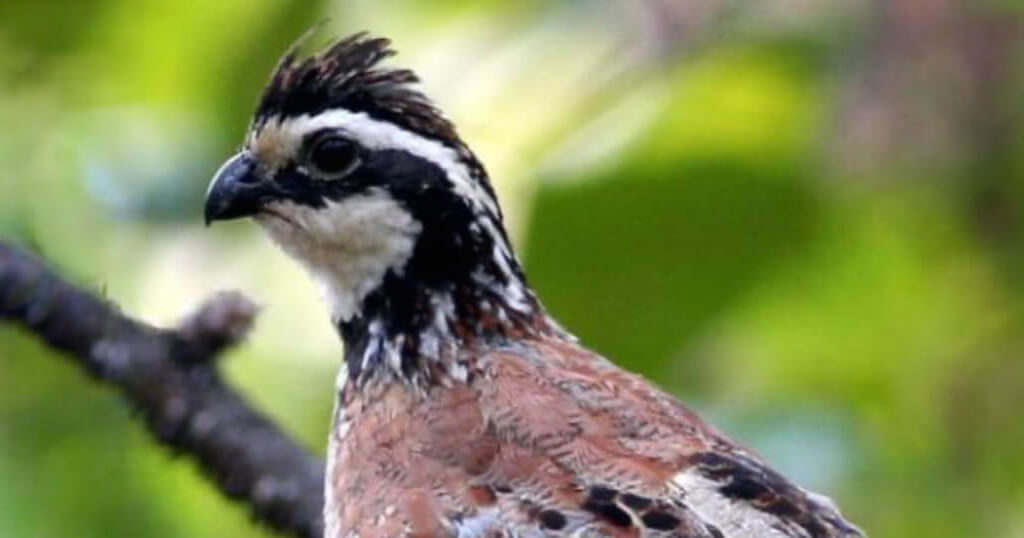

0,241,325,538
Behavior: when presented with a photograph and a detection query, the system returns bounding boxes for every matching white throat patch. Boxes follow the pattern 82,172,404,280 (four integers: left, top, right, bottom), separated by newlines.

256,188,422,322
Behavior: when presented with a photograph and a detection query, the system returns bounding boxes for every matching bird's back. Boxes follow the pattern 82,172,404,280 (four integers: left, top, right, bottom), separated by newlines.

326,335,862,538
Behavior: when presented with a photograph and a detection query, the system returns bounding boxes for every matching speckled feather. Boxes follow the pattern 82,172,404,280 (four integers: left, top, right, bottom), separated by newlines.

327,335,862,538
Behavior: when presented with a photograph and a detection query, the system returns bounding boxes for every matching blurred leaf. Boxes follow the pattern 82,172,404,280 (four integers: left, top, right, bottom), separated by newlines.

525,157,821,388
524,44,827,388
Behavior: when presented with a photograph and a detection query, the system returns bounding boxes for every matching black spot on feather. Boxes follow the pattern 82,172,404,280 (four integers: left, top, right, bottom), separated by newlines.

582,499,632,528
690,452,850,538
539,510,567,530
621,493,653,510
586,486,616,502
720,476,770,500
641,511,681,531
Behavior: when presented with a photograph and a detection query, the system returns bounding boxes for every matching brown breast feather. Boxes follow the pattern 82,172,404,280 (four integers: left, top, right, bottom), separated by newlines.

327,337,862,538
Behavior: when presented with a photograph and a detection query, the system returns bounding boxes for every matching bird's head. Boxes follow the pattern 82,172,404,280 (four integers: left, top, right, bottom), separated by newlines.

205,33,560,385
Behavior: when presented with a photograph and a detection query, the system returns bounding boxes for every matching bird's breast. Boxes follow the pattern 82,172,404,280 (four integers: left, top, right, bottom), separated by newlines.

325,379,498,538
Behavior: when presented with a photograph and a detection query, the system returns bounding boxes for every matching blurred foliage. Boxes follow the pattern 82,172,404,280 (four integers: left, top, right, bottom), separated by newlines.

1,1,1023,537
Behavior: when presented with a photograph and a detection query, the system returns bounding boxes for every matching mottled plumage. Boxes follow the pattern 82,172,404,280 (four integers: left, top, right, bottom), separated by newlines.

327,338,860,538
204,33,863,538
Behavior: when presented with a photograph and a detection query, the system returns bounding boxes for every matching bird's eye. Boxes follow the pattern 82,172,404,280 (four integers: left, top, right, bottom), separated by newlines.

307,135,360,179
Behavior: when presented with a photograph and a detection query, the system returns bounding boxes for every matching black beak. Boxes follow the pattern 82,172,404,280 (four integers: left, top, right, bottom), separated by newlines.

204,152,269,225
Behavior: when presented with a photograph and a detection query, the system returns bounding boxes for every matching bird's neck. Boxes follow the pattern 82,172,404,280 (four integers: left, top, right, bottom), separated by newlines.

332,230,566,389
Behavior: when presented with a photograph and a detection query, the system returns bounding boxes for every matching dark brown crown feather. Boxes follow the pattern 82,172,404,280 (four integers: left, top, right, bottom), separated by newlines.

254,32,468,155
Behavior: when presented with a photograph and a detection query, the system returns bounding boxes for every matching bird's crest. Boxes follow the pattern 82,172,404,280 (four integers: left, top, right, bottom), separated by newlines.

253,32,465,152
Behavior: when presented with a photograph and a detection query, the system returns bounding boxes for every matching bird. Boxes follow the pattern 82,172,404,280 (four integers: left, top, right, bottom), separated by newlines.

204,32,863,538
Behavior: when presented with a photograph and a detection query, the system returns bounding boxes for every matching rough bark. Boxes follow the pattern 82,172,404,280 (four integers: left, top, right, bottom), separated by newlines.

0,241,325,538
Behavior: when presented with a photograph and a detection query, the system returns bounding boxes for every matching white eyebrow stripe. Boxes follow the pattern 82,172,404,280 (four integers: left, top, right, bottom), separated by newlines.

276,109,501,218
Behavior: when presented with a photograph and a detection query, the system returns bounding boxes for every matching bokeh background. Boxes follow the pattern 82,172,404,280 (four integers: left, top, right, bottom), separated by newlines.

1,1,1023,536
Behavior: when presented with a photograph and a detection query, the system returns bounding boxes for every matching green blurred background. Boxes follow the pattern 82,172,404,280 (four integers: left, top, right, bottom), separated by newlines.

1,1,1023,536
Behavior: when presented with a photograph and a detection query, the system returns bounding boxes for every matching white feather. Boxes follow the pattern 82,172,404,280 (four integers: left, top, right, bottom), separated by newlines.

670,468,808,538
452,507,500,538
257,188,421,323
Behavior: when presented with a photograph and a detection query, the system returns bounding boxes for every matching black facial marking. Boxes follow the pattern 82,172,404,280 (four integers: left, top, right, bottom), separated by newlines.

363,150,497,287
328,149,543,384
